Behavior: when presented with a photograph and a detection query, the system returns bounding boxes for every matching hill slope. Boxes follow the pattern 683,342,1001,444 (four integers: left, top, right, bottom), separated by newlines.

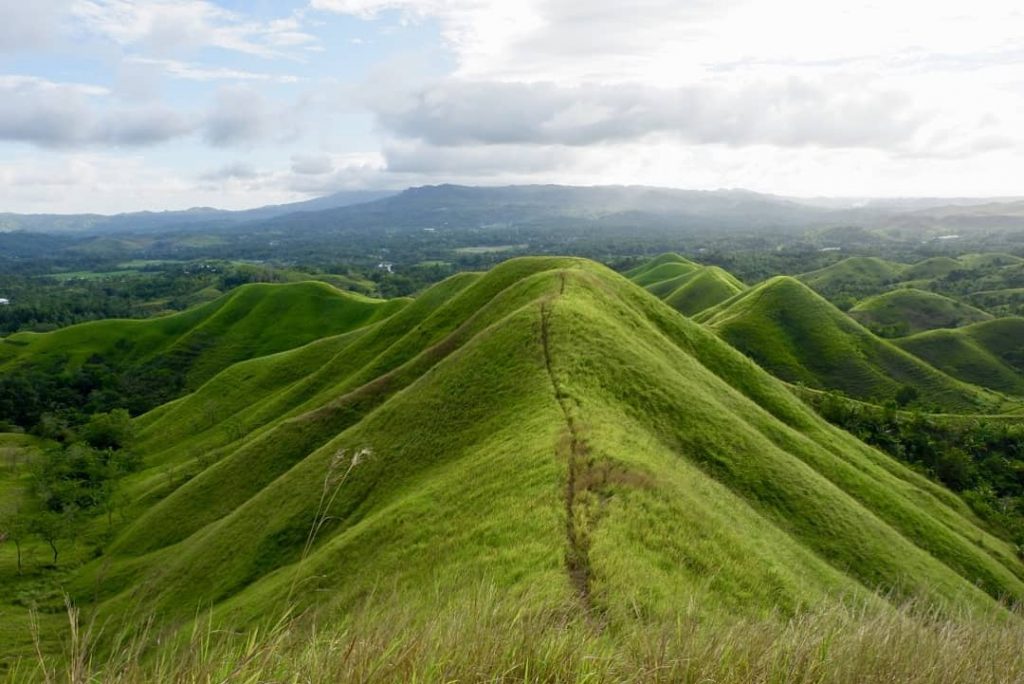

628,254,746,315
798,257,907,301
0,282,407,415
697,277,1012,412
894,318,1024,396
4,258,1023,668
849,288,992,337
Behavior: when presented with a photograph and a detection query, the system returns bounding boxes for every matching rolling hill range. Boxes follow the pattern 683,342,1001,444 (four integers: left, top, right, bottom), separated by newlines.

695,276,1017,413
894,318,1024,397
3,256,1023,667
798,253,1024,315
627,253,746,315
0,282,407,417
849,288,992,337
798,257,908,301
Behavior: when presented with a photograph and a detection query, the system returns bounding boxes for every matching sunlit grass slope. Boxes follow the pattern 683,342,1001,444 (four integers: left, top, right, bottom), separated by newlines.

625,252,701,289
894,318,1024,396
23,256,1017,640
696,276,1014,412
799,257,907,300
0,281,407,390
628,253,746,315
849,288,992,337
798,253,1024,311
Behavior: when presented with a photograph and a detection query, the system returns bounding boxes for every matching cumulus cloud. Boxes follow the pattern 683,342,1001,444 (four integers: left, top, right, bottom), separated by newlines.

0,0,70,52
126,57,302,83
369,78,923,150
202,86,271,147
324,0,1024,165
72,0,318,58
0,76,190,147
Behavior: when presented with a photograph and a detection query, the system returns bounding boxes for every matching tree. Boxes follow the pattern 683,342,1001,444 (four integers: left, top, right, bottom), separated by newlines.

0,511,29,574
81,409,134,450
894,384,920,408
30,510,75,566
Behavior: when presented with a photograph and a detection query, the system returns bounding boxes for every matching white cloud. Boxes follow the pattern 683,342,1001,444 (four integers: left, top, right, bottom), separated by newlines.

291,153,335,175
200,85,305,147
309,0,1024,195
369,77,923,150
0,76,190,147
125,57,302,83
0,0,70,52
72,0,319,58
199,161,263,181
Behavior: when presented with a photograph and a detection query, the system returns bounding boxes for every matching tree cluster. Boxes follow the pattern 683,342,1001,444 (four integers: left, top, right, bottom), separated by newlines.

0,410,138,573
812,391,1024,554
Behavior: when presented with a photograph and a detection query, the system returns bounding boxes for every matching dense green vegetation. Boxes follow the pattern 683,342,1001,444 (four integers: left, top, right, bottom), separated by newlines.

796,253,1024,316
804,391,1024,551
0,282,405,431
0,260,386,335
2,246,1023,681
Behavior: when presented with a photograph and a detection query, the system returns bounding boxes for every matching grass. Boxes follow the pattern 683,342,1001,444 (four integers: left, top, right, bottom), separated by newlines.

2,256,1023,673
895,317,1024,396
0,280,406,391
798,256,907,300
627,253,745,315
695,276,1016,413
4,587,1024,683
849,288,992,337
798,253,1024,312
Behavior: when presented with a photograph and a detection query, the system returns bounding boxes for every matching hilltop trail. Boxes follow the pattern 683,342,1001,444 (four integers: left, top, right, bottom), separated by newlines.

539,275,595,613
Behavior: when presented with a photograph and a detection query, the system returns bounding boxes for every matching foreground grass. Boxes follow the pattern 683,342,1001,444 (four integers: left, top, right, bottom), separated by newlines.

5,587,1024,683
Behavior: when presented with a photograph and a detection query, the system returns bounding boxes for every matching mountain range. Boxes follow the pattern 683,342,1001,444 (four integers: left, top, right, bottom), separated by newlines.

5,184,1024,238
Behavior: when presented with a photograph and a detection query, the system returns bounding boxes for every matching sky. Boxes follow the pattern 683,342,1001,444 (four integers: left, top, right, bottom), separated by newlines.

1,0,1023,213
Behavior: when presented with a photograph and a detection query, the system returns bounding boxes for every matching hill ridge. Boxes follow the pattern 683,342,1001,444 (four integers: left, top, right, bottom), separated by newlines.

4,257,1023,664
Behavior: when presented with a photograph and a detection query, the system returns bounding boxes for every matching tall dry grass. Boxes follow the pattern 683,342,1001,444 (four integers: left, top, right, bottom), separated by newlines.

5,585,1023,684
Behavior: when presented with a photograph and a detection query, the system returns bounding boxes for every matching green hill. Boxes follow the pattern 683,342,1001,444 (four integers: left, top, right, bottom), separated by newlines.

903,256,962,280
625,252,701,288
629,254,746,315
3,258,1024,677
797,253,1024,317
0,282,407,416
661,267,745,315
894,318,1024,396
849,288,992,337
798,257,907,301
698,276,1012,412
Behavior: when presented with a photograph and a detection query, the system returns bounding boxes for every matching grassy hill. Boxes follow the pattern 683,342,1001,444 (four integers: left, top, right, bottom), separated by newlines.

798,253,1024,318
3,258,1024,679
798,257,907,302
625,252,701,288
628,253,746,315
849,288,992,337
0,282,407,417
697,276,1014,413
894,318,1024,396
